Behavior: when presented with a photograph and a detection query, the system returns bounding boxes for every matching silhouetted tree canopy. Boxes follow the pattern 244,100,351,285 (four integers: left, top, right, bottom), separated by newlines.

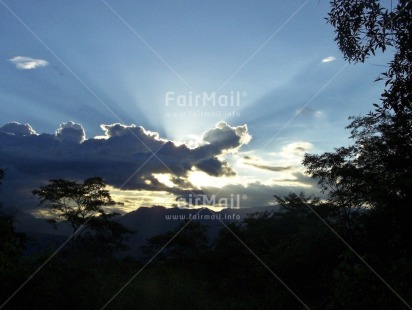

328,0,412,114
142,220,210,263
0,169,26,280
33,177,116,231
33,177,132,253
305,0,412,214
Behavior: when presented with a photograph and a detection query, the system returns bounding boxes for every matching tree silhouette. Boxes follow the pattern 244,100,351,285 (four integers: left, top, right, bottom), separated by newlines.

304,0,412,213
142,220,210,263
0,169,25,287
33,177,115,232
301,3,412,306
328,0,412,113
33,177,131,253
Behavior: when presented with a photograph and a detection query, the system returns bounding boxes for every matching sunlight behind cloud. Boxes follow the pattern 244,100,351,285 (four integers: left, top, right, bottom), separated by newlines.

188,170,240,188
106,186,177,212
152,173,176,188
231,142,315,185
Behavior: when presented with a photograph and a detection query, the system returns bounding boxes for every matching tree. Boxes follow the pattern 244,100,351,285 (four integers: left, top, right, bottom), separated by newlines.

304,0,412,212
33,177,131,253
142,220,210,263
0,169,26,290
33,177,115,232
328,0,412,113
299,2,412,307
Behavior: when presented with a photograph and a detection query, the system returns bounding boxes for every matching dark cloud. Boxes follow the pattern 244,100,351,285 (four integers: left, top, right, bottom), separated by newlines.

0,121,250,209
202,121,250,151
170,176,194,188
278,172,320,188
174,190,207,206
195,158,236,177
201,176,323,209
56,122,86,144
0,122,37,136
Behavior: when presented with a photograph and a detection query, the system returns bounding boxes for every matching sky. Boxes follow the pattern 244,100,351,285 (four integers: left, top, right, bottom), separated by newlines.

0,0,393,214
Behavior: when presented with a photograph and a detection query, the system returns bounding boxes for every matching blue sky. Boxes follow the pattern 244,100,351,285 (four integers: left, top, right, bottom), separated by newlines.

0,0,392,212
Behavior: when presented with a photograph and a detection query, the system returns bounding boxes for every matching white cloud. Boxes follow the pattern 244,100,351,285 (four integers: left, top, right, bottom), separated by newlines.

279,142,313,155
9,56,48,70
322,56,336,63
269,141,313,168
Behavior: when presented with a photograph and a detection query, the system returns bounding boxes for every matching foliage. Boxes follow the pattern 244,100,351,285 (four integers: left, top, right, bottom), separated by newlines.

142,219,210,264
305,0,412,214
328,0,412,114
0,169,25,268
32,177,132,254
299,1,412,307
0,209,26,271
33,177,116,231
0,169,27,306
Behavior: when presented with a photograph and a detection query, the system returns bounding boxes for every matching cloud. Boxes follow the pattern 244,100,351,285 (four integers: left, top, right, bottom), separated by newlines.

279,142,312,155
101,123,161,140
0,121,250,210
276,171,319,188
244,163,293,172
190,122,251,176
269,142,313,164
241,151,297,173
9,56,49,70
98,123,166,153
201,177,322,208
295,107,325,118
202,121,251,151
0,121,322,212
195,158,236,177
56,122,86,144
322,56,336,63
0,122,37,136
